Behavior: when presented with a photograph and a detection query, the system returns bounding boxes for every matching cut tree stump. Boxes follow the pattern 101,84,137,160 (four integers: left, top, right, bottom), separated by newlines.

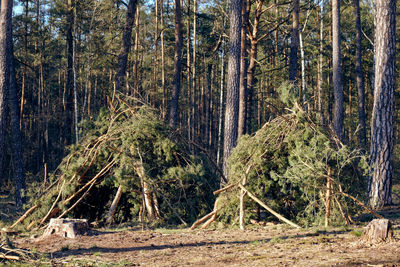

43,219,90,238
362,219,393,244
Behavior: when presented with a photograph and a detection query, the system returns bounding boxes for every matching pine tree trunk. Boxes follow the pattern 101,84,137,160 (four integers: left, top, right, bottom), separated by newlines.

317,2,325,124
65,0,74,145
246,0,263,135
368,0,396,209
238,0,247,138
354,0,366,148
9,40,25,207
332,0,343,140
169,0,183,127
288,0,299,84
223,0,242,178
115,0,137,94
0,0,12,183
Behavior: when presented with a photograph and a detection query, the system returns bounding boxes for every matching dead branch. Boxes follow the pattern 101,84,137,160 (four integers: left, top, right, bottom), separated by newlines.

238,184,301,229
213,183,238,195
190,209,219,230
8,204,40,230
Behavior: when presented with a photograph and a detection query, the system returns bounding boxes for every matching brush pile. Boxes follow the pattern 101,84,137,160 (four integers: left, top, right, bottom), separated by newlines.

14,102,218,230
216,102,369,227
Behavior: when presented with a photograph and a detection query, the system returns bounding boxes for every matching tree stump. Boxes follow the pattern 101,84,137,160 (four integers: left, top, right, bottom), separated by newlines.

43,219,90,238
362,219,393,244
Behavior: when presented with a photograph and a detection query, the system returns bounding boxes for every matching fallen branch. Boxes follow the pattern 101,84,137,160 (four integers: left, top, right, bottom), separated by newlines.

338,184,384,219
63,158,117,205
9,204,40,230
0,254,19,261
40,180,66,225
213,183,238,196
238,184,301,229
190,209,219,230
107,185,123,224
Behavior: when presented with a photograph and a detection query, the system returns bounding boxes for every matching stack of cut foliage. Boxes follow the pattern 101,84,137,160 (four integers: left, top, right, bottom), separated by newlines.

14,103,218,230
212,103,370,227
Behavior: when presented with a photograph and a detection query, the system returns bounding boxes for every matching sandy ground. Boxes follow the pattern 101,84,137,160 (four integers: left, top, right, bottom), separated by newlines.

14,220,400,267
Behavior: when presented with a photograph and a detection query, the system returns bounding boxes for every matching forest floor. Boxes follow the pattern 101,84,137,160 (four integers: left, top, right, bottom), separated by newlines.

10,206,400,267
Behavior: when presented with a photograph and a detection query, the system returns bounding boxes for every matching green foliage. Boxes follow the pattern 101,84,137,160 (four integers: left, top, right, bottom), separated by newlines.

220,97,369,227
24,103,218,226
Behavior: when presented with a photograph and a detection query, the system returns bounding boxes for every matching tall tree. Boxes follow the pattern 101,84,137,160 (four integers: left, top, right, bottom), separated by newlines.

332,0,343,140
0,0,12,181
288,0,299,84
169,0,183,127
368,0,396,209
65,0,75,145
238,0,247,138
353,0,366,148
115,0,138,93
223,0,242,178
0,0,25,206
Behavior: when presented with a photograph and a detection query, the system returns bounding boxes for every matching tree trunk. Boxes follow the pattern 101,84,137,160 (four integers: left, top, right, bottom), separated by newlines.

368,0,396,209
169,0,183,127
288,0,299,84
353,0,366,149
9,40,25,207
223,0,242,178
246,0,263,135
238,0,247,138
65,0,74,145
216,38,225,167
332,0,343,140
317,2,325,124
115,0,138,93
0,0,12,183
160,0,166,118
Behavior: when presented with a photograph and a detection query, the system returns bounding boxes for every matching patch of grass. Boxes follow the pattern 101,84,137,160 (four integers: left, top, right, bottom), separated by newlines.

61,245,70,251
154,228,184,234
269,237,283,244
249,240,266,245
350,230,363,237
93,251,102,256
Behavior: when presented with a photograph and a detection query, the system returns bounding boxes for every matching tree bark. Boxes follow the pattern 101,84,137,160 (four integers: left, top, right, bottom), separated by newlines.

169,0,183,127
0,0,12,182
65,0,75,145
332,0,343,140
368,0,396,209
238,0,247,138
317,1,325,124
354,0,366,148
246,0,263,135
9,40,25,207
115,0,138,93
288,0,299,84
223,0,242,178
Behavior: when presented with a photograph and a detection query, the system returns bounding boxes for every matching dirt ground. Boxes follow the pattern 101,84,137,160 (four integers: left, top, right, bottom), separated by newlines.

13,216,400,267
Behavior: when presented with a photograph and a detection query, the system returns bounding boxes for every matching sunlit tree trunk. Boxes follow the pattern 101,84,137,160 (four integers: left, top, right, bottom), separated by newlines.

368,0,396,209
238,0,247,138
332,0,343,140
223,0,242,178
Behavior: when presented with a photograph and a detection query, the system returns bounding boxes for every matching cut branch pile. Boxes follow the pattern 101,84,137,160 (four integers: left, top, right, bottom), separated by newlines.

192,103,373,229
10,101,218,231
